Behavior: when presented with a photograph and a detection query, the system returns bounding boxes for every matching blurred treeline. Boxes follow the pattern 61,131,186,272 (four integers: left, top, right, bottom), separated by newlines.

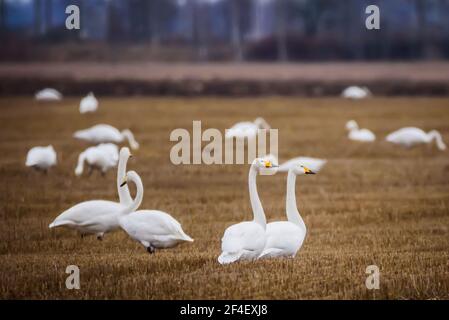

1,0,449,61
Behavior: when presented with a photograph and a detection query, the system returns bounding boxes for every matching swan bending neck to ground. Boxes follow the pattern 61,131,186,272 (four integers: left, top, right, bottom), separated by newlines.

218,158,274,264
117,147,133,205
386,127,447,150
121,129,139,150
427,130,447,150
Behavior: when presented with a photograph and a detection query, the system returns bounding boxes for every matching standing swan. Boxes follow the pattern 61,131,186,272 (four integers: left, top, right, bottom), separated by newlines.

118,173,194,254
346,120,376,142
74,143,119,176
35,88,62,101
74,124,139,150
225,117,271,140
341,86,371,100
218,158,274,264
49,149,137,240
26,145,57,172
259,165,315,259
386,127,447,150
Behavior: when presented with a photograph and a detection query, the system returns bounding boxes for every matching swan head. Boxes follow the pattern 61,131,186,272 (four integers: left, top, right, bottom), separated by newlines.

119,147,132,161
292,164,315,175
346,120,358,131
120,170,139,187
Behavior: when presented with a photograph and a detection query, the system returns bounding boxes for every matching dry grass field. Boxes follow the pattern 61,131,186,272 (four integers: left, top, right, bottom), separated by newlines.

0,96,448,299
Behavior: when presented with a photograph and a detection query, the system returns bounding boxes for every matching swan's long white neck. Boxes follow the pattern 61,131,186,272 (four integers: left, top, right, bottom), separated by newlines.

117,154,132,205
249,164,266,227
428,130,447,151
286,169,306,232
75,152,86,175
122,172,143,214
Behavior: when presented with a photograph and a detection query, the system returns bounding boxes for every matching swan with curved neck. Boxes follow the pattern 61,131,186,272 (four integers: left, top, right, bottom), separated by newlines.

259,164,315,259
74,124,139,150
49,150,139,240
75,143,119,176
118,171,194,254
117,147,133,205
218,158,274,264
386,127,447,151
346,120,376,142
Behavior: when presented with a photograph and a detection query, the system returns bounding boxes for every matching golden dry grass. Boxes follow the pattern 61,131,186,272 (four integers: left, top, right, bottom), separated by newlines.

0,96,448,299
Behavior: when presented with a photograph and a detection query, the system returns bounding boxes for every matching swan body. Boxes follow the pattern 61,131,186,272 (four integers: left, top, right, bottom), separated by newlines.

386,127,447,150
225,117,270,140
341,86,371,100
278,157,326,173
25,145,57,171
218,158,274,264
260,165,314,259
75,143,119,176
74,124,139,150
346,120,376,142
35,88,62,101
79,92,98,113
49,148,135,239
119,210,193,253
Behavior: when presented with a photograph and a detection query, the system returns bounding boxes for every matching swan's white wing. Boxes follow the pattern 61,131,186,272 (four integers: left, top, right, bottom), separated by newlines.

50,200,123,227
260,221,305,258
221,221,265,254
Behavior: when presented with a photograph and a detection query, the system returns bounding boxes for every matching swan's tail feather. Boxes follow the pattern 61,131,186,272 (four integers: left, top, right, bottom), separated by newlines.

176,229,194,242
49,220,74,229
218,252,242,265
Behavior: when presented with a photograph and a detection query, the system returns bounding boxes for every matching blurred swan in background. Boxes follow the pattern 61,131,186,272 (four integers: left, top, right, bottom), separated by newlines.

35,88,62,101
341,86,371,99
74,143,119,176
79,92,98,114
118,172,194,254
74,124,139,150
218,158,274,264
225,117,271,140
278,156,326,173
259,164,315,259
49,170,143,240
25,145,57,172
346,120,376,142
386,127,447,150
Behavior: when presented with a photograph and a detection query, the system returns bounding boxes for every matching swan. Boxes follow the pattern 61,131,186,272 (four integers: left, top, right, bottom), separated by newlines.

25,145,57,172
49,147,133,239
259,164,315,259
49,170,142,240
35,88,62,101
118,173,194,254
225,117,271,140
386,127,447,151
74,124,140,150
346,120,376,142
341,86,371,99
79,92,98,114
75,143,119,176
278,156,326,173
218,158,275,264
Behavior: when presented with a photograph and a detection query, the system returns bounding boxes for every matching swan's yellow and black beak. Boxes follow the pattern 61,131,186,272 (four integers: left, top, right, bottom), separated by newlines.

263,160,278,168
303,166,315,174
120,176,127,187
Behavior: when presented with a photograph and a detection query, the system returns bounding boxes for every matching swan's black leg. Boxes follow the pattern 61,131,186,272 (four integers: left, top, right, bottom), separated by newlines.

146,245,155,254
97,234,103,241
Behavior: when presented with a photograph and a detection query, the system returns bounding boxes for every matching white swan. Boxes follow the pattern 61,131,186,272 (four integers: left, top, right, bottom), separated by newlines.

118,173,194,254
341,86,371,99
75,143,119,176
49,147,133,239
225,117,271,140
49,170,142,240
386,127,446,150
74,124,139,150
35,88,62,101
218,158,274,264
346,120,376,142
278,156,326,173
79,92,98,114
25,145,57,172
259,164,315,259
